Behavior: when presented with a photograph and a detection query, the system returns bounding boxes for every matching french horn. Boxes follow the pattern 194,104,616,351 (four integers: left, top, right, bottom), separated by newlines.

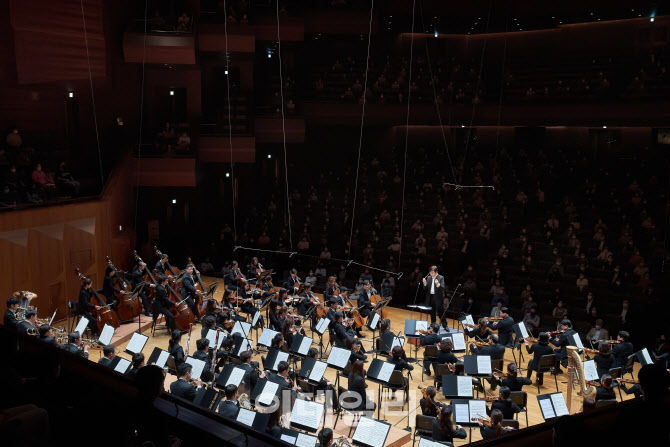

238,393,253,410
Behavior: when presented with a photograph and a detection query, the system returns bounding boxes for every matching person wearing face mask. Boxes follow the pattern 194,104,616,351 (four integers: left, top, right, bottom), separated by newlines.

461,296,478,316
586,319,609,344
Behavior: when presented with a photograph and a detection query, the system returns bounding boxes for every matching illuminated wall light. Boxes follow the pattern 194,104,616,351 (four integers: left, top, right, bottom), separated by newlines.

119,225,123,231
434,30,438,37
603,126,607,129
68,92,74,98
267,154,272,159
169,90,174,96
225,70,228,75
225,172,230,178
461,125,465,128
650,17,655,22
172,199,177,204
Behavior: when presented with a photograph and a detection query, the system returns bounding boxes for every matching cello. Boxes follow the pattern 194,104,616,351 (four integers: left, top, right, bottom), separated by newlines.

369,286,388,319
106,256,142,321
75,268,120,333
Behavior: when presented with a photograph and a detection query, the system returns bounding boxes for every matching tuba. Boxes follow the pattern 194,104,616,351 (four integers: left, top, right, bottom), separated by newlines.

238,393,253,410
334,437,352,447
570,346,596,400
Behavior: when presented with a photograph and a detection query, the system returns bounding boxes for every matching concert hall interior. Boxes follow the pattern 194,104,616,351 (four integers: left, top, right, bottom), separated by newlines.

2,1,670,447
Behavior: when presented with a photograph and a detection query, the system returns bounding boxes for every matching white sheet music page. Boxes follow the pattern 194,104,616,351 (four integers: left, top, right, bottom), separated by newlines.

641,348,653,365
185,357,206,380
295,433,317,447
237,338,252,355
280,435,296,445
451,333,466,351
453,403,469,423
316,318,330,334
469,400,488,422
258,329,278,347
226,367,246,386
289,399,323,430
75,317,89,336
327,347,350,368
236,408,256,426
550,393,569,417
477,355,492,374
274,351,290,370
378,362,395,383
352,417,389,447
259,381,279,405
418,439,439,447
415,321,428,332
126,332,148,354
309,361,328,382
583,360,599,382
114,358,131,374
232,321,252,338
252,311,261,326
570,334,584,350
369,313,380,329
464,314,475,327
156,350,169,368
456,376,471,396
298,336,312,355
99,324,115,346
518,323,529,339
539,398,556,419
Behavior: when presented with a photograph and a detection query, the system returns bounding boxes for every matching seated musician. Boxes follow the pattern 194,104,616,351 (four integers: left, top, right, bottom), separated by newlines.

193,338,212,372
612,330,634,368
346,360,375,414
131,261,154,317
434,338,458,388
220,290,246,323
170,363,200,402
271,333,286,352
377,318,392,355
225,261,243,291
333,312,350,348
347,336,367,362
152,275,176,333
247,257,262,278
487,307,515,347
127,352,145,378
281,315,298,348
356,280,375,320
464,317,493,341
155,253,170,277
297,283,317,322
168,330,185,367
262,276,279,301
269,300,282,331
98,344,116,367
77,277,100,336
470,334,506,391
268,360,298,393
326,299,339,325
304,347,340,412
217,384,240,419
525,332,554,384
549,319,578,371
420,385,447,417
37,324,59,347
62,331,90,358
239,282,263,327
237,349,264,390
16,309,37,336
432,405,467,443
596,374,616,401
317,428,333,447
487,386,521,419
4,296,19,327
494,363,531,392
420,323,442,376
102,266,126,308
179,264,200,318
478,409,510,439
617,378,642,399
387,345,413,397
324,276,338,302
592,341,615,377
285,268,300,295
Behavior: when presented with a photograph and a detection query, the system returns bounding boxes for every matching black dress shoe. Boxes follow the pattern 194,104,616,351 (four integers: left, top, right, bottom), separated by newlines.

145,312,153,317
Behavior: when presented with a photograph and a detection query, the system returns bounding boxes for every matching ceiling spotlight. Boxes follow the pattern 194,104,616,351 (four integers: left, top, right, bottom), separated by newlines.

603,126,607,129
225,70,228,75
650,17,655,22
225,172,230,178
461,125,465,128
434,30,439,37
172,199,177,204
169,90,174,96
119,225,123,231
68,92,74,98
267,154,272,159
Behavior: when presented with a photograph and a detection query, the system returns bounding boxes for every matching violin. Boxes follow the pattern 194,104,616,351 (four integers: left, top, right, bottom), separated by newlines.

418,386,445,410
584,348,600,355
606,340,621,344
415,329,432,335
463,323,480,329
474,341,490,347
490,370,508,379
616,378,639,384
488,317,503,321
475,396,500,403
549,330,566,337
472,417,492,426
523,337,539,344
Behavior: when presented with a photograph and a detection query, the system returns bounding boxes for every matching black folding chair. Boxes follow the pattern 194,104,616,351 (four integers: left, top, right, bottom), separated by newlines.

536,354,559,393
622,354,636,379
413,415,437,447
422,345,438,381
509,391,529,427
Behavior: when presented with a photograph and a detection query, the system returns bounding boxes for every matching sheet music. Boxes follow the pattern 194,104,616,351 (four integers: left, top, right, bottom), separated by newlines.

641,348,653,365
583,360,599,382
206,329,225,350
237,338,252,355
376,362,395,382
232,321,252,338
259,381,279,406
570,334,584,350
274,351,290,370
390,336,405,350
126,332,148,354
418,438,441,447
464,314,475,327
298,336,312,355
518,323,529,339
281,435,296,445
415,321,428,332
99,324,115,346
457,376,471,396
156,350,170,368
352,417,390,447
309,361,328,382
258,329,279,347
451,333,466,351
539,398,556,419
369,313,380,330
295,433,317,447
185,357,206,380
75,317,89,336
252,311,261,326
327,347,350,369
114,358,131,374
316,318,330,334
226,367,246,386
289,399,323,430
469,400,488,422
477,356,492,374
236,408,256,426
550,393,569,417
453,403,469,423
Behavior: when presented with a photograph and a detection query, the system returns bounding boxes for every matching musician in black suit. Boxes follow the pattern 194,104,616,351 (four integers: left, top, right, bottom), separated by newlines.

16,309,38,336
226,261,243,291
525,332,555,383
168,330,185,367
612,330,634,368
153,275,176,333
326,299,339,325
419,385,447,417
155,254,169,276
220,290,247,323
334,287,351,308
347,336,367,362
268,361,297,393
487,307,515,347
495,363,531,392
102,266,126,306
333,312,349,348
487,387,521,419
217,384,240,419
423,265,447,328
470,334,506,360
131,261,154,317
549,319,577,370
62,331,90,358
193,338,212,374
595,374,617,401
465,318,494,341
170,363,200,402
592,341,615,377
304,348,340,411
297,283,316,322
356,280,375,320
239,283,263,326
180,264,200,318
420,323,442,347
37,325,59,347
77,277,100,336
285,268,300,295
238,350,263,390
98,344,116,367
4,296,19,327
127,352,145,378
432,405,467,443
346,360,375,413
269,301,282,331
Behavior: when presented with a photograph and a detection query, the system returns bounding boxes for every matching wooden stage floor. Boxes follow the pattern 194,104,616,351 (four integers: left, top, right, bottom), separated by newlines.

62,277,640,446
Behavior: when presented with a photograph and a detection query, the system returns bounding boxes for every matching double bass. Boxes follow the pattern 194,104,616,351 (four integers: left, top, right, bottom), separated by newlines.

369,287,388,319
187,256,210,319
75,269,120,333
153,246,181,282
106,256,142,321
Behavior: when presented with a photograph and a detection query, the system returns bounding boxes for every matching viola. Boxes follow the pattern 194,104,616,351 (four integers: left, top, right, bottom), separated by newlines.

106,256,142,321
74,269,120,333
549,330,566,337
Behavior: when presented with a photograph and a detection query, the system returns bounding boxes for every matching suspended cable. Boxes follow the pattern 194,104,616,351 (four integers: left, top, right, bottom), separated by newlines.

224,0,238,244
